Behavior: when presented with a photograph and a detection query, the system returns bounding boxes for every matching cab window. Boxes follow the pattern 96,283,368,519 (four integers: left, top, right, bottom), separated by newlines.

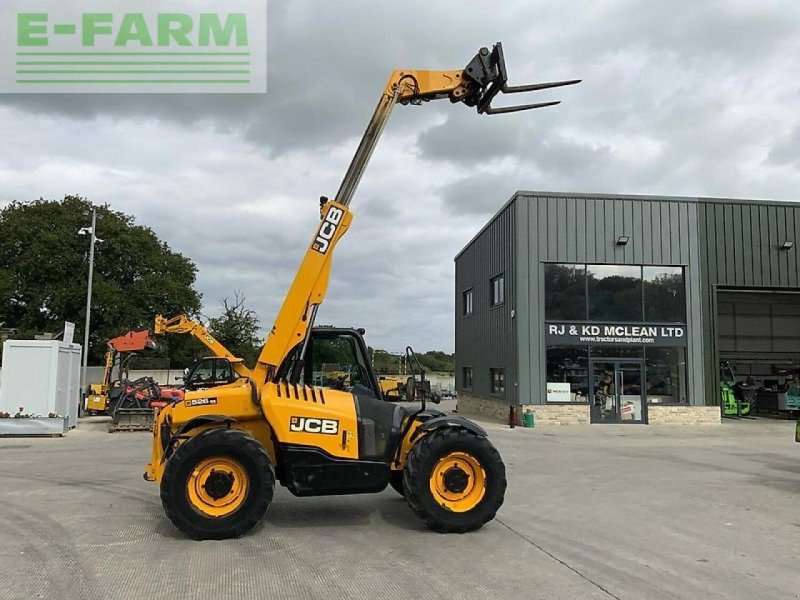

312,335,372,391
217,361,232,381
189,359,215,386
277,331,379,397
187,358,236,390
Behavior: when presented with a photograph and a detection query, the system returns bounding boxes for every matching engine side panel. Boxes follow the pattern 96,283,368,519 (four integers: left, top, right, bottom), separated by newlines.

260,382,359,460
172,380,261,424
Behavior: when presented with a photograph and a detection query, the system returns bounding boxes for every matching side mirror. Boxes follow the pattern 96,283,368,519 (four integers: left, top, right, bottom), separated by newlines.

183,368,190,377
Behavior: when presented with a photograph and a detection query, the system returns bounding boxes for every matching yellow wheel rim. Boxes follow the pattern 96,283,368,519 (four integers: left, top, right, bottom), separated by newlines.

186,456,249,518
429,451,486,513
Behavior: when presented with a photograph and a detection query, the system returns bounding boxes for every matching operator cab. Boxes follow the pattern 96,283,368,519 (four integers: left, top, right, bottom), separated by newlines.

275,327,416,498
185,357,242,391
277,327,383,399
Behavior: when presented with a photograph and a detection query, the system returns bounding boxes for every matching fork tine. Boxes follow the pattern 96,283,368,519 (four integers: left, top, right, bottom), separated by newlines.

502,79,582,94
481,100,561,115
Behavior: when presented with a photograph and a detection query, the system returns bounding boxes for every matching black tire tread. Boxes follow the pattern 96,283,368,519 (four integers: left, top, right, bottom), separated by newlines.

160,428,274,540
404,427,506,533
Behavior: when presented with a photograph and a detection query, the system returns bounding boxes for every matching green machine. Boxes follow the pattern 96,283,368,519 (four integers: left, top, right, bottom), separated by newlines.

787,385,800,443
720,362,754,417
785,385,800,411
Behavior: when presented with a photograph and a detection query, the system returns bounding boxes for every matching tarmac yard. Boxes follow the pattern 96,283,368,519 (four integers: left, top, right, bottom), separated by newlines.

1,410,799,600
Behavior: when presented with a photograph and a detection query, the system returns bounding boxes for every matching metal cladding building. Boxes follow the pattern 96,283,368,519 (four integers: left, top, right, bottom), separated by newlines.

454,192,800,425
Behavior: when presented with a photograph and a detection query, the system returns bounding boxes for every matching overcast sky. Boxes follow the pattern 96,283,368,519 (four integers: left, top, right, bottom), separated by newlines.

1,0,799,353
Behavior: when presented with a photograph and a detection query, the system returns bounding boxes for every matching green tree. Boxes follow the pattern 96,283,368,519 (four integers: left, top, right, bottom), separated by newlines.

0,195,202,364
416,350,455,374
207,292,261,367
643,272,686,321
367,347,454,375
370,348,402,375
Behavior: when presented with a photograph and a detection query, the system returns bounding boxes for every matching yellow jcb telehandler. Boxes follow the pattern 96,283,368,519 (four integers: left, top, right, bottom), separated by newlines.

145,43,579,539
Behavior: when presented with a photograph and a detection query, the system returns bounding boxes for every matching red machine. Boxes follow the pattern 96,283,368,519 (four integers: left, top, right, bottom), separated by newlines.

85,329,184,430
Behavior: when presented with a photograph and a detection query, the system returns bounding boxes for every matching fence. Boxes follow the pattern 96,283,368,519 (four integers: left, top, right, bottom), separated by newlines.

0,368,453,392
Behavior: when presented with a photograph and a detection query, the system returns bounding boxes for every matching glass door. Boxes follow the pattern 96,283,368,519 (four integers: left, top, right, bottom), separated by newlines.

590,361,617,422
618,362,645,423
589,360,647,424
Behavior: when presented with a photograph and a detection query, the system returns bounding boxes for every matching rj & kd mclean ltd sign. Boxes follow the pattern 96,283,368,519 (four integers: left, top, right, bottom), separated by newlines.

546,322,687,347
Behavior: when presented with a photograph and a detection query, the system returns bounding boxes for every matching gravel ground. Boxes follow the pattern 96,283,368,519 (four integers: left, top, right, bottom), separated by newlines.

1,405,799,600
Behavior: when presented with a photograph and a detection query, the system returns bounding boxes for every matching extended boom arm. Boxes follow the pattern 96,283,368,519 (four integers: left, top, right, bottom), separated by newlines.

252,42,580,384
154,314,251,378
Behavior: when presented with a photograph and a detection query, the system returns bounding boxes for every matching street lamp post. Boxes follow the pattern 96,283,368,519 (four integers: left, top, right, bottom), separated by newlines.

78,208,100,404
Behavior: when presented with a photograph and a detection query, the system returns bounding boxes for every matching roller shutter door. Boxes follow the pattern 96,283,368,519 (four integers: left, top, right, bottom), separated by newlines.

717,291,800,359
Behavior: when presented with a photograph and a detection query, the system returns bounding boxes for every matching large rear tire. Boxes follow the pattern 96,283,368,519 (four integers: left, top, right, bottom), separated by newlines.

160,428,274,540
404,428,506,533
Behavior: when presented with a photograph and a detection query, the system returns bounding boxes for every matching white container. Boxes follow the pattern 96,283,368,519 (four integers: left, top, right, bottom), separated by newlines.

0,340,82,429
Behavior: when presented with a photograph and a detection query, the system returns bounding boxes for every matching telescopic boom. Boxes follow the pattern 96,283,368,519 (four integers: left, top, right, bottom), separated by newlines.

252,43,580,385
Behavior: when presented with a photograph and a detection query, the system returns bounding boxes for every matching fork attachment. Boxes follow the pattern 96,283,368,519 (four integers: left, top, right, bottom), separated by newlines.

462,42,581,115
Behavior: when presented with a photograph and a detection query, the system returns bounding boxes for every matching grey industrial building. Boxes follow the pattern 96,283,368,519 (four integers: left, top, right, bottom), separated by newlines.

455,192,800,425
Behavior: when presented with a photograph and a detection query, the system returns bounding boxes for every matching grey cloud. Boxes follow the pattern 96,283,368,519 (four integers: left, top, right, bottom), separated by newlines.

3,0,800,353
0,0,514,154
436,132,612,216
416,111,525,165
439,171,521,217
533,134,613,177
768,126,800,167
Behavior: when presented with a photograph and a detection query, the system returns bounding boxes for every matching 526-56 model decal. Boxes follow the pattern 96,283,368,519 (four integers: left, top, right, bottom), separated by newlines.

185,397,217,408
289,416,339,435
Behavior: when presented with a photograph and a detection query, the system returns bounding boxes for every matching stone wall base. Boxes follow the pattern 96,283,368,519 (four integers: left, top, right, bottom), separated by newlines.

647,405,721,425
520,405,591,425
457,394,721,426
456,396,591,425
456,394,510,423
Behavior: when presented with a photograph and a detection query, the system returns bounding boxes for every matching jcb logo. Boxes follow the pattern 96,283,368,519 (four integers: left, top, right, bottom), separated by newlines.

312,206,344,254
289,416,339,435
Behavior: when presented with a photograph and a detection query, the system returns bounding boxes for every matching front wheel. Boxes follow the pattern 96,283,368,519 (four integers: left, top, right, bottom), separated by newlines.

404,428,506,533
160,428,274,540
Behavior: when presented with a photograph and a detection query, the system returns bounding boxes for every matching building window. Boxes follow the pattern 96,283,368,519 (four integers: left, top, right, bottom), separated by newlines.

590,345,644,359
644,266,686,322
490,368,505,394
546,346,589,402
490,274,504,306
544,264,687,325
645,347,688,404
587,264,643,321
462,289,474,316
544,263,587,320
462,367,473,389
